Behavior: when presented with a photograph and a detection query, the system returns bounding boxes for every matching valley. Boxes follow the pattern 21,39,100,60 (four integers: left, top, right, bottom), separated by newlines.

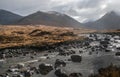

0,1,120,77
0,29,120,77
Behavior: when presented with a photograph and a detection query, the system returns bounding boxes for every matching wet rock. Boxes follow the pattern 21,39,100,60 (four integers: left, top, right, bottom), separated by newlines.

71,55,82,62
59,52,66,56
69,73,82,77
88,52,92,55
39,63,53,75
17,63,25,69
12,74,23,77
70,50,75,54
44,54,48,56
58,50,75,56
34,68,40,74
30,56,34,59
115,52,120,56
54,69,68,77
105,49,111,52
55,59,66,69
23,70,32,77
68,59,72,61
79,51,83,54
7,68,19,73
0,74,4,77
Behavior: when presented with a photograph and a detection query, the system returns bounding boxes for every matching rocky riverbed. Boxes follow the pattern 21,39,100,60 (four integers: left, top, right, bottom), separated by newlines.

0,33,120,77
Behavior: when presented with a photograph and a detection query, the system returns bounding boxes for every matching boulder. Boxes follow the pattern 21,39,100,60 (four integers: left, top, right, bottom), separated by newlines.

55,69,68,77
39,63,53,75
71,55,82,62
105,49,111,52
55,59,66,69
115,52,120,56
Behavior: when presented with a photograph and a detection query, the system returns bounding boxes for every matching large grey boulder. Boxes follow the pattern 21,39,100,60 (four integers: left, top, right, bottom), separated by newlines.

39,63,53,75
71,55,82,62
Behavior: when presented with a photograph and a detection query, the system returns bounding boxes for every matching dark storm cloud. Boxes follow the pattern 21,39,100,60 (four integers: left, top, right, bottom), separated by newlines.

0,0,119,22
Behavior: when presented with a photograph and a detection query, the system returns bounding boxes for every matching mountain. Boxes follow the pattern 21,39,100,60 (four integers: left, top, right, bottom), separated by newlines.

0,9,23,25
17,11,82,28
84,11,120,30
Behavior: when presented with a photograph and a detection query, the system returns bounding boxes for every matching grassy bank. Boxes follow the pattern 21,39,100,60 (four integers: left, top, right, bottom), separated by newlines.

0,25,90,49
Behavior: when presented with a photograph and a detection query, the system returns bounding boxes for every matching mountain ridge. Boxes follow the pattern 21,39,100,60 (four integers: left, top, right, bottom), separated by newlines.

16,11,83,28
1,9,120,30
83,11,120,30
0,9,23,25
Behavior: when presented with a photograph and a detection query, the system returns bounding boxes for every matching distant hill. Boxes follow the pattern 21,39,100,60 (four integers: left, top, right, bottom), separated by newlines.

2,9,120,30
83,11,120,30
16,11,83,28
0,9,23,25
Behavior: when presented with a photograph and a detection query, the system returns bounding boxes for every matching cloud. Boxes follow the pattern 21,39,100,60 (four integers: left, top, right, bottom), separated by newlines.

0,0,52,15
0,0,120,23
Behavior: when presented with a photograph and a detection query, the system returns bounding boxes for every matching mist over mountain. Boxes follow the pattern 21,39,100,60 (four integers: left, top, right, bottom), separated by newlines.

83,11,120,30
0,9,23,25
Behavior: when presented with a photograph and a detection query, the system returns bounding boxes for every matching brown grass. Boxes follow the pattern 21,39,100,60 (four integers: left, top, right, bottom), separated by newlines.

0,25,94,49
89,64,120,77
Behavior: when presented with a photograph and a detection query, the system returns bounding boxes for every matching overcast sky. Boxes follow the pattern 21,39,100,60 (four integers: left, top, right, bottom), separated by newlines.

0,0,120,23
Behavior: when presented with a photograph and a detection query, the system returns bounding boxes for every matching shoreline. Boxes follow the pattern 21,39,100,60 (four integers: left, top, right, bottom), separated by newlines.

0,37,85,51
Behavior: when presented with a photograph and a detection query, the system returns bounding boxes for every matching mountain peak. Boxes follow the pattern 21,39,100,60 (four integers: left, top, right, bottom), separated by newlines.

32,11,65,16
47,11,65,16
34,11,44,14
17,10,82,27
84,11,120,30
105,11,118,17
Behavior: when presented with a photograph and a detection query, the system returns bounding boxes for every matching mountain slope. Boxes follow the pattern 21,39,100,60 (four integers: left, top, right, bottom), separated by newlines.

0,9,23,25
17,11,82,28
84,11,120,30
